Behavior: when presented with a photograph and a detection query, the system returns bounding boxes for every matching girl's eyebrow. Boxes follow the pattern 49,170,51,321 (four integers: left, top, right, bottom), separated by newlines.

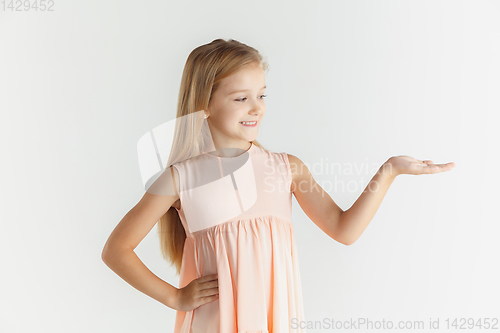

228,85,266,95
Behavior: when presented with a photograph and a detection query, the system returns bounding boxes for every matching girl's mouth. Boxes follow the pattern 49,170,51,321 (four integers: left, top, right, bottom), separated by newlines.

239,121,257,127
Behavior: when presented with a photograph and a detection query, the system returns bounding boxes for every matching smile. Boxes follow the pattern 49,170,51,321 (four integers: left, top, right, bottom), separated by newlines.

239,121,257,127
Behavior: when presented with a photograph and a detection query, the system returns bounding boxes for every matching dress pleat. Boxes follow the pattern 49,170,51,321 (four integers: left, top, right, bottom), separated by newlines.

171,143,306,333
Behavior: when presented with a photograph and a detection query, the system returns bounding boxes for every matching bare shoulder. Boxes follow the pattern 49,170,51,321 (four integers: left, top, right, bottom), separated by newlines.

143,165,180,205
285,153,312,190
286,153,308,174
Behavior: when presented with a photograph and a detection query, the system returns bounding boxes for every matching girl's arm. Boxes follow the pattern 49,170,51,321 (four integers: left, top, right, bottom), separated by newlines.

288,154,347,245
101,166,181,310
337,156,454,245
334,159,397,245
288,154,455,246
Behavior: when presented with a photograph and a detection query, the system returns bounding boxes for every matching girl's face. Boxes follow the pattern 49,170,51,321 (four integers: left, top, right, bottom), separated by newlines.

206,62,266,148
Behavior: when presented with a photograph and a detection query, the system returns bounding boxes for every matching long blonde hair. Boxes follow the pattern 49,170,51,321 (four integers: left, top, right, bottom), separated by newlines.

158,38,270,275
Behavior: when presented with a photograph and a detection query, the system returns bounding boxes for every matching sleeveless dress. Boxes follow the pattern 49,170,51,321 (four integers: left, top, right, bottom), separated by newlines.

170,142,306,333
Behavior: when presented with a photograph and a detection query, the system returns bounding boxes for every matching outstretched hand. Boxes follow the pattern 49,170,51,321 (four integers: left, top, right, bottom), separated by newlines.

385,155,456,176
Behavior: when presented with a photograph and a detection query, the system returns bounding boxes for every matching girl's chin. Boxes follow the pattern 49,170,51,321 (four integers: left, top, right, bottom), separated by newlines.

237,134,258,142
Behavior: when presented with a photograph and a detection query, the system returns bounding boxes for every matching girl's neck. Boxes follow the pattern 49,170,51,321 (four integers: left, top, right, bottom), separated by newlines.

208,141,252,158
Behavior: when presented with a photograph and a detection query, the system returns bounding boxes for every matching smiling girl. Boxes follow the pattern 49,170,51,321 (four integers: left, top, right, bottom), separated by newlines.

102,38,455,333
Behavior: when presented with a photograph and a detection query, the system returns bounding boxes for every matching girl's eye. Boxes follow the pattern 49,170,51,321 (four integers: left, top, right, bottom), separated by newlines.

235,95,267,102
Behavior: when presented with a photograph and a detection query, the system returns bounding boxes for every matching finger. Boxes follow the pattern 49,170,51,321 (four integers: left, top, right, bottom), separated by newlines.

200,286,219,297
413,163,436,174
439,163,455,171
199,279,218,291
198,277,218,291
416,161,453,174
199,274,218,282
194,293,219,308
427,164,450,173
201,294,219,304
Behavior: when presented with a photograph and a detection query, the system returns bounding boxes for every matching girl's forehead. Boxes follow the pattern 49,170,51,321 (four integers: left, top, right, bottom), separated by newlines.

219,68,266,94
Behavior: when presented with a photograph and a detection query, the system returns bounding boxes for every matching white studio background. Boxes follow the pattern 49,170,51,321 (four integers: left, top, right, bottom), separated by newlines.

1,1,498,332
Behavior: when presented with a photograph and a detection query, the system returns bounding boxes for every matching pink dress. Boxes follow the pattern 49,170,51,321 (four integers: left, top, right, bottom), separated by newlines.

171,142,306,333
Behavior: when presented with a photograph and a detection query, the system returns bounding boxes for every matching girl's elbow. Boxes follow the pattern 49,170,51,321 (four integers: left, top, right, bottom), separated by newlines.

330,228,354,246
343,235,360,246
336,237,354,246
333,233,355,246
101,238,135,265
101,240,122,265
101,243,113,264
342,239,355,246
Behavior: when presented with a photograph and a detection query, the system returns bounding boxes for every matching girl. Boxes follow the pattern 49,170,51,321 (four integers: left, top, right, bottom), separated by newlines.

102,39,455,333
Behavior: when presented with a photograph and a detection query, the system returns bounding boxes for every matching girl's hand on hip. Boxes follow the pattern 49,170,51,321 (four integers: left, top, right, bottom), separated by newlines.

385,156,456,176
173,274,219,311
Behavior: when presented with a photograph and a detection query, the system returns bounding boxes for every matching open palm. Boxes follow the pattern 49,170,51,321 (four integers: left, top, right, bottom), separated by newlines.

386,155,456,176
